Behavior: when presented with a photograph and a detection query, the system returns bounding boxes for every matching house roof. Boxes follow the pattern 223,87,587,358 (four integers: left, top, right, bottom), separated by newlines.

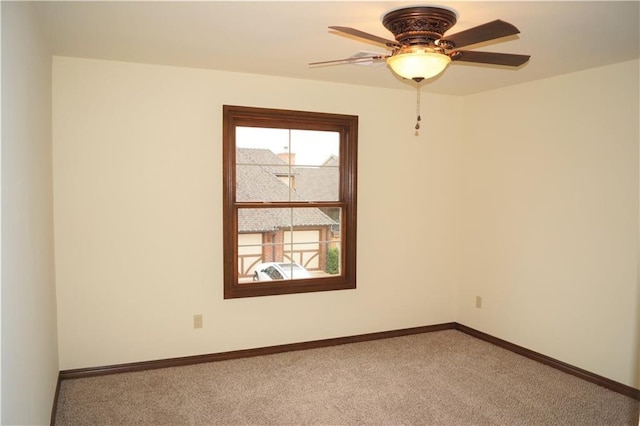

236,149,293,203
236,148,337,233
294,166,339,202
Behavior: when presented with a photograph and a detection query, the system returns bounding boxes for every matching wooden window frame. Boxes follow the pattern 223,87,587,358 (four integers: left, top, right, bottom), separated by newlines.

222,105,358,299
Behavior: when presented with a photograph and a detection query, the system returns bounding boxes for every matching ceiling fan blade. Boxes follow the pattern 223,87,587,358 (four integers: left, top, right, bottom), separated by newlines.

451,50,530,67
441,20,520,49
309,55,388,66
329,26,400,48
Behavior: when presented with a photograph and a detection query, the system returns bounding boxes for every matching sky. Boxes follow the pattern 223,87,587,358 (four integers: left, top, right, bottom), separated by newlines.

236,127,339,166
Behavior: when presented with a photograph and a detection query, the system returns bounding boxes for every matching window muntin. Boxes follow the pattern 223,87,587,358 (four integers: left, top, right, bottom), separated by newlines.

223,105,357,298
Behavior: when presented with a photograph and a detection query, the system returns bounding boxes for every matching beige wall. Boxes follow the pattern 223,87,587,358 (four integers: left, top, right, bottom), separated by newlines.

457,60,640,387
1,2,59,424
52,57,462,370
52,55,640,388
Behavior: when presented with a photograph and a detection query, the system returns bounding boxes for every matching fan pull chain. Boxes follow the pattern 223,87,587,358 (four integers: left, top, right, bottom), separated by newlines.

415,82,422,132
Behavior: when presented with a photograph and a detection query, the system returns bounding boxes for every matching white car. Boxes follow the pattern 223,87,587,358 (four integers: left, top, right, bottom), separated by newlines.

253,262,311,281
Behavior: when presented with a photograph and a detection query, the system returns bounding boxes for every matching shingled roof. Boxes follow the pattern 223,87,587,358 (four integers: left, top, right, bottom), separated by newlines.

294,167,339,201
237,148,337,233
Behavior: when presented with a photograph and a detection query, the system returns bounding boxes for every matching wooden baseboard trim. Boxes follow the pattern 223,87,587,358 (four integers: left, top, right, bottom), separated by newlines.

59,322,456,381
455,323,640,400
50,372,62,426
57,321,639,402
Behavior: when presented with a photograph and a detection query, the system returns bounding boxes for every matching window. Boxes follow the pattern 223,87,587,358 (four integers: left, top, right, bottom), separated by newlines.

223,105,357,298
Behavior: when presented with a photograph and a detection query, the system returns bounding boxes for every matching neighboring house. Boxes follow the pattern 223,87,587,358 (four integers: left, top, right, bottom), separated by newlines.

236,148,338,278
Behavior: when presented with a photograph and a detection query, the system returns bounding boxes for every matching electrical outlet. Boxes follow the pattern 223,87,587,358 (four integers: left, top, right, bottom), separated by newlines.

193,314,203,329
475,296,482,309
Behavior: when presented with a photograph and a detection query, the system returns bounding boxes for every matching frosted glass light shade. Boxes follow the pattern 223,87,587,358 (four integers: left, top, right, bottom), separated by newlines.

387,50,451,81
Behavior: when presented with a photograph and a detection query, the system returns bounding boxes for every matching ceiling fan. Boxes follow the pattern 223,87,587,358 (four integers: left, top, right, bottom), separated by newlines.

310,6,530,82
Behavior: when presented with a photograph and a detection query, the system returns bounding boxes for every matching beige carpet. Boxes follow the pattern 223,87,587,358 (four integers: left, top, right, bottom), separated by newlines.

54,330,639,425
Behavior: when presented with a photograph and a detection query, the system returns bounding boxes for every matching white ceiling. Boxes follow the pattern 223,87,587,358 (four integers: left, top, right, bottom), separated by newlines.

33,1,640,96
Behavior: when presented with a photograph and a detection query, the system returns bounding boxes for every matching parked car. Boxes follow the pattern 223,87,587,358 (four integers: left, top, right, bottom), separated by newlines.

253,262,311,281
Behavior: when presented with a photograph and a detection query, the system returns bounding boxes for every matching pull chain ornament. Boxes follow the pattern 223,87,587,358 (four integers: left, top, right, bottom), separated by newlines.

413,78,423,134
415,84,421,130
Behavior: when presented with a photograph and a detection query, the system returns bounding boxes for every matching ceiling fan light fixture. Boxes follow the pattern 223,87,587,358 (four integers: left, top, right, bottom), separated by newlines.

387,48,451,81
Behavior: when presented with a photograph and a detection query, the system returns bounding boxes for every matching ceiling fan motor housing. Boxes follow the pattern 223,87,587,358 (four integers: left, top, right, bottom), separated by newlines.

382,7,457,46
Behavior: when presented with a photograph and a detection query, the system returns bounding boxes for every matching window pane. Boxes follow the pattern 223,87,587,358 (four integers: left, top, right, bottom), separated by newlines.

289,130,340,167
236,127,340,202
237,207,341,282
236,163,294,202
